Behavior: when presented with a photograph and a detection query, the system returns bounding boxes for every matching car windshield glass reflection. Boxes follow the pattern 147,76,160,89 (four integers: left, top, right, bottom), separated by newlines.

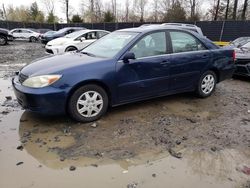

81,31,138,58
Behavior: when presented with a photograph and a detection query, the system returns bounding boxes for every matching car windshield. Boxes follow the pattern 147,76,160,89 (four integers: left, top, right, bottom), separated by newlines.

64,30,86,39
81,31,138,58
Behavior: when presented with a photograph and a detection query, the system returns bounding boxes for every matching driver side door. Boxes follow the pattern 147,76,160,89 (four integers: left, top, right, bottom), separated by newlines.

116,31,172,103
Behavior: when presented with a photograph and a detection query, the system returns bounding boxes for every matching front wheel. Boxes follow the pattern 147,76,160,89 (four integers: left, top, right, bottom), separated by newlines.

67,84,108,122
196,71,217,98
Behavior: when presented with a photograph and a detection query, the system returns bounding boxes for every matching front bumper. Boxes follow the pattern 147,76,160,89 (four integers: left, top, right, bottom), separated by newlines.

45,45,64,55
12,76,68,115
234,59,250,77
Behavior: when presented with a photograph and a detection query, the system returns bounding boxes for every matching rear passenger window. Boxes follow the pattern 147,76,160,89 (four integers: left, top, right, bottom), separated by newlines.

130,32,167,58
170,31,206,53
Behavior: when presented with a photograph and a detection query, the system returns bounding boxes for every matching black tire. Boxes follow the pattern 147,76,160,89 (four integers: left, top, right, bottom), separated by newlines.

196,71,217,98
0,35,7,45
65,46,77,52
68,84,109,123
29,36,37,42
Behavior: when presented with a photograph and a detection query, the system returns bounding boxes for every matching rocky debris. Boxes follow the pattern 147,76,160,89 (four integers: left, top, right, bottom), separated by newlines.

69,166,76,171
1,110,9,115
60,157,65,162
5,96,12,100
95,152,103,158
211,146,217,152
90,164,98,167
54,136,61,142
175,140,181,145
186,117,197,123
16,145,23,151
152,173,156,177
90,122,98,128
127,182,138,188
63,126,71,134
241,166,250,175
16,162,24,166
120,118,136,124
168,148,182,159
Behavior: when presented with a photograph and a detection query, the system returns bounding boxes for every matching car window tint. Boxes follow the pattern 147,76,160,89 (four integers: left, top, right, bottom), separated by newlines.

98,31,108,38
170,31,206,53
130,32,167,58
85,32,97,40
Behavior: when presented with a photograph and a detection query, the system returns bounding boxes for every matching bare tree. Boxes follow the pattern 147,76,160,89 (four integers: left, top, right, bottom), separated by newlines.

190,0,196,18
125,0,129,22
232,0,238,20
61,0,70,23
111,0,117,21
214,0,220,20
152,0,159,22
225,0,230,19
134,0,148,22
241,0,248,20
43,0,54,15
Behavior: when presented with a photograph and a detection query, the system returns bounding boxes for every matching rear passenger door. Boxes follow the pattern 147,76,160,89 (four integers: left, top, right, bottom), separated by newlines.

168,31,211,91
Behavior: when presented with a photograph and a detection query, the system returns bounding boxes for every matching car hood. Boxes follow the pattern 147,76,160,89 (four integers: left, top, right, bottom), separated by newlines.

47,37,73,46
20,52,104,77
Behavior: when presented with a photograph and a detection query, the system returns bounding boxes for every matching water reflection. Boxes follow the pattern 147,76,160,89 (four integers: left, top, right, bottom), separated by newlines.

18,111,250,185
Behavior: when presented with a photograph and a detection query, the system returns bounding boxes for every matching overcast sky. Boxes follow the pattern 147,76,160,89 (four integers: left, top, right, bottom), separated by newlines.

0,0,212,22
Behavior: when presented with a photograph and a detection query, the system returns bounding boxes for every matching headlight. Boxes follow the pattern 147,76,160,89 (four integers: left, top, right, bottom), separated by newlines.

22,75,62,88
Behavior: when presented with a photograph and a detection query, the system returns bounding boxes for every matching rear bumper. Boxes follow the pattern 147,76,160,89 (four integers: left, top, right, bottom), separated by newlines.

218,65,236,82
12,76,68,115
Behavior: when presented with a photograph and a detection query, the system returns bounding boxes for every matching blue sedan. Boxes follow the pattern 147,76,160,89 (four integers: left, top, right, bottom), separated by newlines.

12,26,235,122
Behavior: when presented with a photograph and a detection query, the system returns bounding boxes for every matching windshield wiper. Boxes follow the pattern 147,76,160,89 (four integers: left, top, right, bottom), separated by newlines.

81,51,96,57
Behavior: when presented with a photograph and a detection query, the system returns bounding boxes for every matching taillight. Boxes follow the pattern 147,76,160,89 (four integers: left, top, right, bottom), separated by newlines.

233,50,236,62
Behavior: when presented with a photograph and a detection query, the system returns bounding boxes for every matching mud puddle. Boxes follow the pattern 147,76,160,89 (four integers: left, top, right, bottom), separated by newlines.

0,111,250,188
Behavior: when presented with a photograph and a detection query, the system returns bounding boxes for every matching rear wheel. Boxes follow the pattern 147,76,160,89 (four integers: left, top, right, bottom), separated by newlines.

0,35,7,45
65,46,77,52
196,71,217,98
29,36,37,42
68,84,108,122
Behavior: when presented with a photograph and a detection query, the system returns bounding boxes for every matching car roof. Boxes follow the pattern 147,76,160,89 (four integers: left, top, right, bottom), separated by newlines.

117,25,198,34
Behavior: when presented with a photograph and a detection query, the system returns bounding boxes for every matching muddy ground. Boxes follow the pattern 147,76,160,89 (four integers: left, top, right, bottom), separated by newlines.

0,41,250,188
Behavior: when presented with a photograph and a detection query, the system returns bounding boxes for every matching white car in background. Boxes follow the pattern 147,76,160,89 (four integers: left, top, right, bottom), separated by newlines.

9,28,41,42
45,29,110,54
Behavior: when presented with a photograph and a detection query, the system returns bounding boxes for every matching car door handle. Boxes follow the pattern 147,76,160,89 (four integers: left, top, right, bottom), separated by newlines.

160,60,170,66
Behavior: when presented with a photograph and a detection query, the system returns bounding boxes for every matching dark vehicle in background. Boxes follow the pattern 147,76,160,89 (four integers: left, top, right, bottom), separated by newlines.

224,37,250,77
36,28,52,34
13,26,235,122
41,27,85,44
0,28,13,45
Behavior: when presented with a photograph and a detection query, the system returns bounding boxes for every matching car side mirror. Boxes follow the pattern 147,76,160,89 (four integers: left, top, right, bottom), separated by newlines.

80,37,86,42
123,52,135,63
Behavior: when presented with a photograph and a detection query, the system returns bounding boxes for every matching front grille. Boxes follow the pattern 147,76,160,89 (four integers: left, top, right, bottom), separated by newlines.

19,73,28,84
46,49,53,54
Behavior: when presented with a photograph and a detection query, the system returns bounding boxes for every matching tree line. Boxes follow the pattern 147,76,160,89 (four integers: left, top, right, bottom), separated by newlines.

0,0,249,24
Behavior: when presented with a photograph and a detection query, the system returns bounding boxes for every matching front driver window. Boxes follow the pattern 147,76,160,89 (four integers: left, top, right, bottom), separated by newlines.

170,31,206,53
130,32,167,59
